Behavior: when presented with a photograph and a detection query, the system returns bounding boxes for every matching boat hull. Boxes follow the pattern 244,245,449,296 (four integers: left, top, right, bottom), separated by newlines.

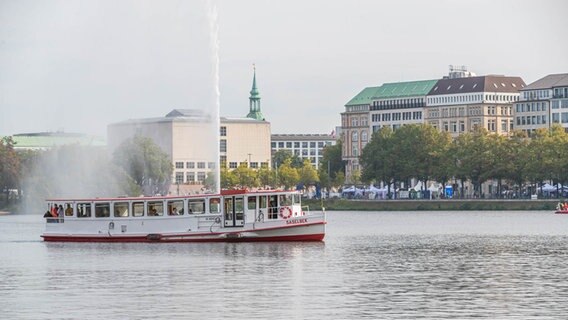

41,221,326,243
555,210,568,214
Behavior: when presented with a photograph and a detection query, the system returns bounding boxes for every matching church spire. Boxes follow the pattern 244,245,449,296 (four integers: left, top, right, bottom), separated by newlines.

246,64,264,120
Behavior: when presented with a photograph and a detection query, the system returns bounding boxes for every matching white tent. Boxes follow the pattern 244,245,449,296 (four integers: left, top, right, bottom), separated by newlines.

541,183,555,192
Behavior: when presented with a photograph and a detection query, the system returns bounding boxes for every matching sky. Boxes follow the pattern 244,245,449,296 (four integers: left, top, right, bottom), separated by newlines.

1,0,567,138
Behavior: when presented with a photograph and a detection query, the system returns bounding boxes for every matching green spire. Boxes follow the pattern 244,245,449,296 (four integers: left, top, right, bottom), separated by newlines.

247,64,264,121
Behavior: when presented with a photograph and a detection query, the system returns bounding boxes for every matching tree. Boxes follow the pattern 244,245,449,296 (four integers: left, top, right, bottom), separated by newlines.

298,159,319,187
232,165,259,189
0,137,20,204
220,166,237,189
258,166,278,188
278,159,299,190
113,135,173,195
272,149,303,169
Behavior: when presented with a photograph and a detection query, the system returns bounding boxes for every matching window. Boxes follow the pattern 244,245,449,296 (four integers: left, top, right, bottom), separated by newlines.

278,142,284,148
294,142,300,148
361,131,368,142
250,162,258,169
310,142,316,148
147,201,164,216
248,196,257,210
220,140,227,152
77,203,91,218
197,162,206,169
261,162,268,168
220,126,227,136
352,131,358,142
175,172,184,184
95,203,110,218
186,162,195,169
302,142,308,148
286,142,292,148
113,202,129,218
175,162,184,169
167,200,184,215
197,172,206,182
208,162,215,169
209,198,221,213
239,162,247,168
133,202,144,217
189,199,205,214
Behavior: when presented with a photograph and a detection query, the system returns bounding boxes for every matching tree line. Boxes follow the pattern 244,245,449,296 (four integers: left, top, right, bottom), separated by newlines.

360,124,568,198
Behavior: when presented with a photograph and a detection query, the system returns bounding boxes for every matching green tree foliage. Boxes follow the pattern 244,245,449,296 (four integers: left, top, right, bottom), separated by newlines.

112,135,173,195
258,166,278,188
0,137,20,191
272,149,303,169
317,140,346,189
278,159,300,190
298,159,319,186
232,165,259,189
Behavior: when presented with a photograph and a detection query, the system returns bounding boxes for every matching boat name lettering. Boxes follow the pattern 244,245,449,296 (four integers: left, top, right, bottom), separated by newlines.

286,218,307,225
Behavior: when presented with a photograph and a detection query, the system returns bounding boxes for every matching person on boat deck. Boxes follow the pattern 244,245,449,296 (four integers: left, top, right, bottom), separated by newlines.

50,204,58,218
65,204,73,216
57,205,64,220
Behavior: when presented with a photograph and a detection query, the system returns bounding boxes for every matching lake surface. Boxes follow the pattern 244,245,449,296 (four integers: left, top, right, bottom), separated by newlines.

1,211,568,319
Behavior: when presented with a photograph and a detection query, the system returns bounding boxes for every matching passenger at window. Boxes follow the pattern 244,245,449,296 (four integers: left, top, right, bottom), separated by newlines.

171,207,178,215
57,205,64,221
65,204,73,216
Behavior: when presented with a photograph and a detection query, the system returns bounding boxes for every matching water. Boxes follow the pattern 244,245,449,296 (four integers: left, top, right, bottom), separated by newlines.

1,211,568,319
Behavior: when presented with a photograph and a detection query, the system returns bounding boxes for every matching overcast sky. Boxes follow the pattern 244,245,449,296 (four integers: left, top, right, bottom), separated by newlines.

1,0,567,137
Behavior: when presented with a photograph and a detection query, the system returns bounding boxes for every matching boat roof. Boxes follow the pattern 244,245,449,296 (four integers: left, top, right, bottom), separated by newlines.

46,189,299,202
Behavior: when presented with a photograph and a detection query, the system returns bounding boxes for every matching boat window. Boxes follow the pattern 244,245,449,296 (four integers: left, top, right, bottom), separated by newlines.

167,200,184,215
259,196,267,209
77,203,91,218
293,194,301,205
64,203,73,216
189,199,205,214
235,197,244,221
95,203,110,218
132,202,144,217
268,195,278,219
247,196,257,210
279,194,293,206
209,198,221,213
147,201,164,216
114,202,129,217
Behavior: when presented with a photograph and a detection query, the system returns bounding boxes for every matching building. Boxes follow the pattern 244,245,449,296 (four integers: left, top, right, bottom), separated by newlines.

514,73,568,135
107,69,271,193
271,134,336,169
425,75,525,137
369,79,438,133
341,86,376,182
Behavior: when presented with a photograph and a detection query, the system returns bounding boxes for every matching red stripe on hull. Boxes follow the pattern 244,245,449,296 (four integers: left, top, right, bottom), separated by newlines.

555,210,568,214
41,233,325,243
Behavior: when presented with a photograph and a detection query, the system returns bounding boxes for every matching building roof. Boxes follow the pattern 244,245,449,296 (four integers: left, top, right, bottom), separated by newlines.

522,73,568,90
11,132,106,149
271,133,335,141
374,80,438,99
345,86,382,106
428,75,525,95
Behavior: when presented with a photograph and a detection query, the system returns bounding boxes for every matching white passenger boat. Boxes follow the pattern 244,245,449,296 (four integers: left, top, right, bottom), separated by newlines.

41,189,326,242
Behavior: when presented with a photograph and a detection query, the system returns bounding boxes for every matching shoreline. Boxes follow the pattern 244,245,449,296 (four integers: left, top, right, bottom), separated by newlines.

304,198,561,211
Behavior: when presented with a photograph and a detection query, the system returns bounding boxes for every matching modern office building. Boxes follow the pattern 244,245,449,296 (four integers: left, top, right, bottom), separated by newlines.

425,75,525,137
271,134,336,169
514,73,568,135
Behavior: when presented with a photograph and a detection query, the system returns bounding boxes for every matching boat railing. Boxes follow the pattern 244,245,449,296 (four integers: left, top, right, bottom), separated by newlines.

45,217,64,223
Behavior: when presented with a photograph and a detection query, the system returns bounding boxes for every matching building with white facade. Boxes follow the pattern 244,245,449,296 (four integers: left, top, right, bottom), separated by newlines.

271,134,336,169
425,75,525,137
515,73,568,135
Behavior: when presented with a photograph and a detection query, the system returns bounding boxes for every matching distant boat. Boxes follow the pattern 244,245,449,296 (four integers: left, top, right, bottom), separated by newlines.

555,202,568,214
41,189,326,242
